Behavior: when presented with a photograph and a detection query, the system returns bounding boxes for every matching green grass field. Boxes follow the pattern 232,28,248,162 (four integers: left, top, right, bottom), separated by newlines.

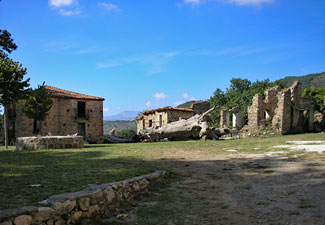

0,133,324,213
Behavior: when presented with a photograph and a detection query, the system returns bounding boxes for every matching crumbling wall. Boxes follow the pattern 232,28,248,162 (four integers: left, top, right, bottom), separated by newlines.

190,101,210,115
221,107,245,130
245,81,315,135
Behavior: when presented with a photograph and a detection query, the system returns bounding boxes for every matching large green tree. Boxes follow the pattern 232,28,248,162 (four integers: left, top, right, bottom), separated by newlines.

0,29,30,149
210,78,279,127
303,87,325,114
23,83,53,132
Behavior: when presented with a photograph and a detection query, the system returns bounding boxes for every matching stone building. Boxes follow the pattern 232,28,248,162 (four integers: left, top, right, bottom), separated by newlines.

136,101,211,134
190,101,210,114
136,107,194,134
8,86,105,144
244,81,314,135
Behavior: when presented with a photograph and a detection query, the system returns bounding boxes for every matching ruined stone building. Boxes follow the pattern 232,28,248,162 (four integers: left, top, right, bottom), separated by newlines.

7,86,105,144
136,101,210,133
220,106,245,130
244,81,315,135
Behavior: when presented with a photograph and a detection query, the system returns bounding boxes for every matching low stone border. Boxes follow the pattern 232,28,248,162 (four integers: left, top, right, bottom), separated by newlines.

16,136,84,150
0,170,166,225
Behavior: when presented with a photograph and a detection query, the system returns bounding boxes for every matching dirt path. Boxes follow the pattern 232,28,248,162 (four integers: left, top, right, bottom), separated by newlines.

100,145,325,225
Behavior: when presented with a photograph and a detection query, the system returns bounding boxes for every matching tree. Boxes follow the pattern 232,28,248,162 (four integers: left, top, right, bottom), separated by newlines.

303,87,325,114
0,30,30,149
23,83,53,133
209,78,278,127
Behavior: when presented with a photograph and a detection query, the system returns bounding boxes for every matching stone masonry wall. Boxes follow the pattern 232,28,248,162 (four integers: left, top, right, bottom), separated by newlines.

0,171,166,225
13,98,103,144
16,136,84,150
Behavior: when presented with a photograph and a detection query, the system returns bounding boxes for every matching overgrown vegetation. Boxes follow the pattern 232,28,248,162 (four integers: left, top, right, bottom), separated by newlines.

176,100,197,108
209,78,282,127
116,129,137,139
303,87,325,114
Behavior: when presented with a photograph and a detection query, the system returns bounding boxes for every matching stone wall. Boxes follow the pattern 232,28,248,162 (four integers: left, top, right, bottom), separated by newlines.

190,101,210,115
0,171,166,225
16,136,84,150
167,110,194,123
245,81,315,135
11,98,103,144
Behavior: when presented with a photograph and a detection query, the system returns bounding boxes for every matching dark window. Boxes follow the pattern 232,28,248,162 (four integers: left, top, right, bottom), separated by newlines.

77,102,86,118
149,119,153,127
143,119,145,128
159,115,162,126
33,120,41,133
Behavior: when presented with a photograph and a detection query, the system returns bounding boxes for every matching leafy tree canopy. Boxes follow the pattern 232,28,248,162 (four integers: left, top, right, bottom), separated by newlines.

210,78,280,127
0,29,17,58
23,83,53,121
303,87,325,114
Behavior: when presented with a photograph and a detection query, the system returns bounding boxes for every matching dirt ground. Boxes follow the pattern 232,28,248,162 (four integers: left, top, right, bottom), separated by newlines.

107,140,325,225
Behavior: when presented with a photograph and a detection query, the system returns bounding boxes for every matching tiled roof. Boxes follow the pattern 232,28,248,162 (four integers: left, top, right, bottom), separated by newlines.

136,106,193,120
44,86,105,101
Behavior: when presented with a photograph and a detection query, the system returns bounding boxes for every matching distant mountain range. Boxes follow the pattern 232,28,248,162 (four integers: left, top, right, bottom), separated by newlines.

104,111,140,121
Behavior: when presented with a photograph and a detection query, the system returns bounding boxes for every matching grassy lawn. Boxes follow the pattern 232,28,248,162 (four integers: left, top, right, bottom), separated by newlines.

0,132,324,212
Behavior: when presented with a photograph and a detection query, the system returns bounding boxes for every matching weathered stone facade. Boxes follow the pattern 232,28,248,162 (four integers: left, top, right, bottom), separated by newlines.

245,81,314,135
0,171,166,225
136,107,194,134
190,101,210,115
136,101,211,134
220,106,245,130
8,86,104,144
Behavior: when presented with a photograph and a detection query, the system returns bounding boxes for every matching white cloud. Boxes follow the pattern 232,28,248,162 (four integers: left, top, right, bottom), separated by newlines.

97,50,181,75
182,93,189,99
97,61,121,68
154,92,169,101
49,0,75,8
98,2,120,11
146,101,151,108
183,0,273,7
103,108,110,113
59,8,81,16
173,101,182,106
183,0,204,6
228,0,274,5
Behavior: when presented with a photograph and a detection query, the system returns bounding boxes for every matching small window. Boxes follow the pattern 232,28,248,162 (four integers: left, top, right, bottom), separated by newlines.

143,119,145,128
159,115,162,126
149,119,153,127
33,120,41,133
77,102,86,118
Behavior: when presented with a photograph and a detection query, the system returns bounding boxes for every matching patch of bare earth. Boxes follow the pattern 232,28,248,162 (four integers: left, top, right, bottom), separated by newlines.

102,143,325,225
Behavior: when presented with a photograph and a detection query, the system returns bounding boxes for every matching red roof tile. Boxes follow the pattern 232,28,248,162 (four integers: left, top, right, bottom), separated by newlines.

45,86,104,101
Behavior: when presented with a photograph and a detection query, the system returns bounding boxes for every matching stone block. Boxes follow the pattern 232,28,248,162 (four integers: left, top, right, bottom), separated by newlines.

13,215,32,225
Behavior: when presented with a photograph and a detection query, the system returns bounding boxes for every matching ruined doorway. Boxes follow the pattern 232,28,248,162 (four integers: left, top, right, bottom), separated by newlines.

78,123,86,140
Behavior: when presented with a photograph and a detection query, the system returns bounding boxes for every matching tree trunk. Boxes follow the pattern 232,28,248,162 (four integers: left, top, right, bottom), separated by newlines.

4,106,8,149
142,107,230,141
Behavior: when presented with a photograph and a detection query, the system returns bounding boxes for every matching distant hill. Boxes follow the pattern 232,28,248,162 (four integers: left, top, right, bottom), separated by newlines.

104,111,140,121
277,72,325,89
103,120,136,134
176,100,197,108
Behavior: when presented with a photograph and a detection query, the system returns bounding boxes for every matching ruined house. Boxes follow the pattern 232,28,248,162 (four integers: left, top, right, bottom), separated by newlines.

136,101,211,134
136,107,194,134
220,106,245,130
243,81,314,135
7,86,105,144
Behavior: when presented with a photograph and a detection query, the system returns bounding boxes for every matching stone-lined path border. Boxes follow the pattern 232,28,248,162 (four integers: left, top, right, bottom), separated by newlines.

0,170,166,225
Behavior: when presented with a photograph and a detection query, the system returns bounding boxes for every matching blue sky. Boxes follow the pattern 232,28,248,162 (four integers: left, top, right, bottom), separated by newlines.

0,0,324,116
